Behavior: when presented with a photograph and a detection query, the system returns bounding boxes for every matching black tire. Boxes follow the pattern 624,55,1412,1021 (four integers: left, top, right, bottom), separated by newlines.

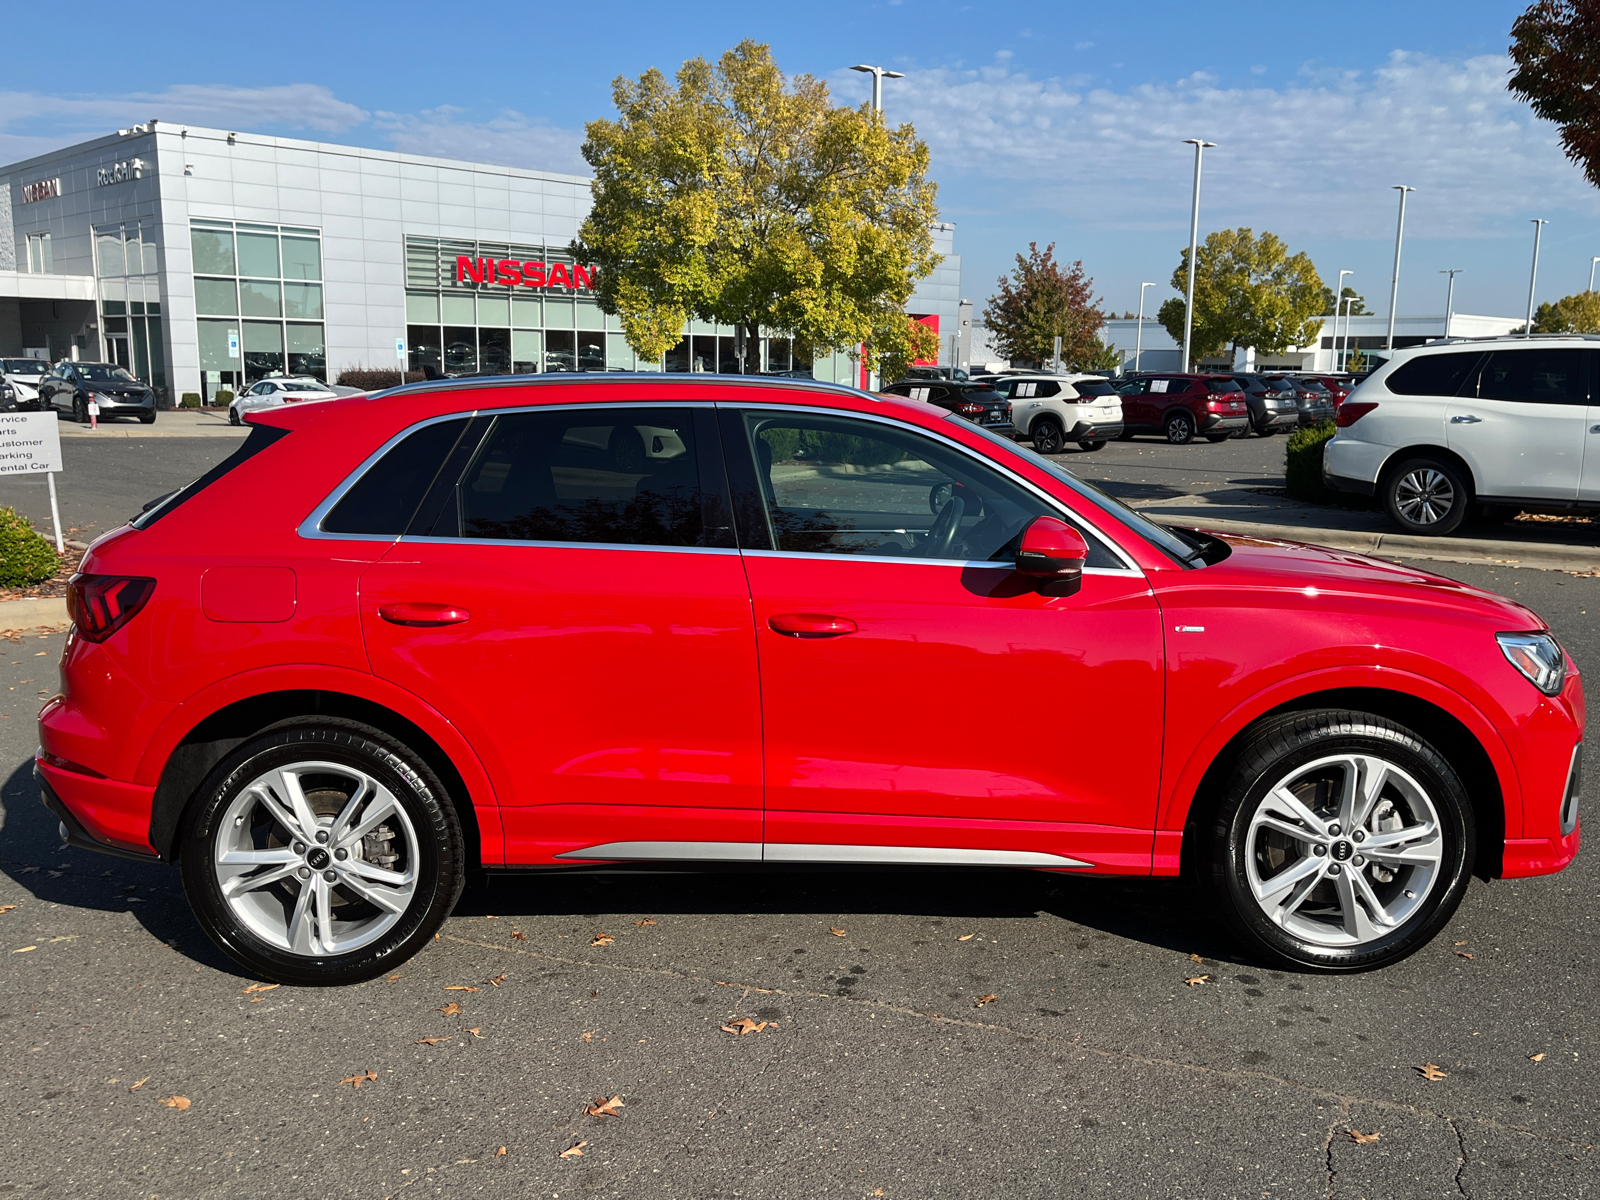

1204,433,1231,443
1031,416,1066,455
179,720,465,986
1255,423,1277,437
1163,411,1195,445
1078,439,1107,452
229,408,242,426
1116,428,1136,441
73,396,89,424
1204,709,1474,973
609,425,646,472
1383,456,1471,536
138,412,156,425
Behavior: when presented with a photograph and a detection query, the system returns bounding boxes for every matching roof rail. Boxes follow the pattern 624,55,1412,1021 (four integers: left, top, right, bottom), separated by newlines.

367,371,874,402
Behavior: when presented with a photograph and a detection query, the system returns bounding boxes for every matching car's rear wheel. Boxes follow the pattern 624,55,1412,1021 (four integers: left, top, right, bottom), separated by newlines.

1078,439,1107,451
180,721,465,985
1031,416,1065,455
1384,456,1470,536
1164,411,1195,444
1205,710,1473,972
1204,433,1231,443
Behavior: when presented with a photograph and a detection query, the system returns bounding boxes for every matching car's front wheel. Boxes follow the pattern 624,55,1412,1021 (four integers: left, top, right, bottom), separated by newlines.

1384,456,1470,536
228,407,242,426
1031,416,1065,455
180,721,465,985
1205,710,1474,972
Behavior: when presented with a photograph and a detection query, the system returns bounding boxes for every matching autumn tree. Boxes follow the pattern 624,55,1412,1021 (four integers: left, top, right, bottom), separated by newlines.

981,243,1118,371
1510,1,1600,189
1157,228,1325,366
1318,284,1369,315
574,40,941,379
1531,290,1600,331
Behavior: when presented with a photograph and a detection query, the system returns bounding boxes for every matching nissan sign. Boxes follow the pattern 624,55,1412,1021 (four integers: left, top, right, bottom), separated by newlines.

456,256,596,291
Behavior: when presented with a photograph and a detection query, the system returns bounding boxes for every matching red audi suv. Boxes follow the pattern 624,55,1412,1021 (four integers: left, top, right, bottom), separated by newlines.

39,376,1583,984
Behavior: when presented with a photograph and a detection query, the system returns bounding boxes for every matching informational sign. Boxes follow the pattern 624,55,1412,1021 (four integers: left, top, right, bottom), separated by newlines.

227,330,240,359
395,337,406,361
1150,379,1169,393
0,412,64,475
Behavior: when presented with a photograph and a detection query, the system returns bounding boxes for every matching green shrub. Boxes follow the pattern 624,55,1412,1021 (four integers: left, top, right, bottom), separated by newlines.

214,390,234,406
0,507,60,587
180,392,201,408
1285,420,1337,504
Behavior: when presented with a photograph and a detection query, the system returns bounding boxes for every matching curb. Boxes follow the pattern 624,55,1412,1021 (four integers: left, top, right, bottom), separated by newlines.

0,597,70,628
1170,516,1600,573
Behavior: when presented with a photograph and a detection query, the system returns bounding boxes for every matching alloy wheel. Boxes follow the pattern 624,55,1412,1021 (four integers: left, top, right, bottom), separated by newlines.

212,760,420,957
1244,753,1444,948
1394,468,1455,526
1033,419,1064,454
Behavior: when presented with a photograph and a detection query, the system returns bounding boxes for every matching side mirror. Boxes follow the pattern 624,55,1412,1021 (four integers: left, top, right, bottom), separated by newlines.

1016,516,1088,595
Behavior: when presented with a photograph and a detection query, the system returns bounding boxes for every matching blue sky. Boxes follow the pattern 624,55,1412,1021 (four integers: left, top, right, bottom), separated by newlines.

4,0,1591,322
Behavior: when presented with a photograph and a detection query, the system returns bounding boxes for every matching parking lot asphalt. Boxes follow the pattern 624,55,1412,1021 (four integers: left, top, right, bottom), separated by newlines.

0,550,1595,1197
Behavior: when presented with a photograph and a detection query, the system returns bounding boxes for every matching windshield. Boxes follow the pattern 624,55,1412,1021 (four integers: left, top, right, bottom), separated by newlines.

2,360,46,376
947,415,1204,566
77,364,136,382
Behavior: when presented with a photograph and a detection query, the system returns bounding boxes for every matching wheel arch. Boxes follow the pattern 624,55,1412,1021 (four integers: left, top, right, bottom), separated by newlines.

149,689,487,868
1176,686,1508,883
1377,445,1477,500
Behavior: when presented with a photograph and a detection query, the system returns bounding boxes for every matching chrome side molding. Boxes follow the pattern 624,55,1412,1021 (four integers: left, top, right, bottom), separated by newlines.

553,840,1093,869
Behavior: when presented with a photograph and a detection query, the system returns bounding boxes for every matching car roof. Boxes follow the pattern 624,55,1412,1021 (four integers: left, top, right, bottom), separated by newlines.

367,371,872,407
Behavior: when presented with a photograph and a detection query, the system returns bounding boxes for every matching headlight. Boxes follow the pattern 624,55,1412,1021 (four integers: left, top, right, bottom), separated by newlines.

1497,631,1567,696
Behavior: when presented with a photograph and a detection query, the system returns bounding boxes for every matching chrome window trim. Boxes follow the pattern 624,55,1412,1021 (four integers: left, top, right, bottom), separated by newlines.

739,548,1133,576
731,401,1143,573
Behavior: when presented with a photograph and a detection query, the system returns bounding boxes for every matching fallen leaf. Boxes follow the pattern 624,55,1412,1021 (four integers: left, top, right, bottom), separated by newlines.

581,1032,594,1044
496,1146,507,1156
485,914,497,919
242,983,279,995
443,985,480,992
559,1141,587,1159
387,974,402,982
634,918,656,927
465,1027,485,1039
1188,953,1204,963
585,1094,625,1117
488,975,507,987
1183,975,1210,987
1417,1062,1449,1081
12,945,36,953
957,934,975,942
339,1070,378,1089
438,1002,463,1017
414,1037,451,1045
158,1095,191,1110
721,1018,768,1036
0,905,15,913
128,1075,151,1092
1454,940,1468,946
829,927,846,937
434,932,440,942
1455,951,1475,960
34,651,46,656
591,933,614,946
1530,1053,1546,1062
1348,1129,1381,1145
591,990,599,998
511,930,527,942
973,994,998,1007
46,871,61,879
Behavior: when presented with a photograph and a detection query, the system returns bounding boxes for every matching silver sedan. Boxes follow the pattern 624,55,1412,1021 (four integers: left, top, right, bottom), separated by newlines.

229,377,339,424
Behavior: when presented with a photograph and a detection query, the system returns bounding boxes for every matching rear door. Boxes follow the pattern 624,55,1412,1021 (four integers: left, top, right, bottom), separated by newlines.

1447,348,1590,500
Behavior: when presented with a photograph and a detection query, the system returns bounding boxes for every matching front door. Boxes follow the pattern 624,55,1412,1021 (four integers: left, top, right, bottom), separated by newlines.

358,403,764,865
725,406,1165,872
1447,347,1592,501
1583,402,1600,502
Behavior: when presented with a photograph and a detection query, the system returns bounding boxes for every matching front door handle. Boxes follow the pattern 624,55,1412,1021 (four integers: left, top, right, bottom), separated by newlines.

1591,424,1600,434
1450,414,1482,424
379,602,471,627
768,613,858,639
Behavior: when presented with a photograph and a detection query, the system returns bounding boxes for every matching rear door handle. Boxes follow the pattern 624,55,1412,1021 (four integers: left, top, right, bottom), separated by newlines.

768,613,858,638
1450,414,1482,424
379,602,471,627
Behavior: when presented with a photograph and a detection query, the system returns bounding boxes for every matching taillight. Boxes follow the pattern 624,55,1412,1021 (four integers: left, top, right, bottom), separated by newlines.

67,574,155,643
1206,399,1224,411
956,402,985,416
1335,401,1378,428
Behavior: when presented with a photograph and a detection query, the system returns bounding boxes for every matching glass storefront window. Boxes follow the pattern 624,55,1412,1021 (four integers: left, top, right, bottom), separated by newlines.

284,282,323,320
665,337,689,374
606,333,634,371
146,316,166,388
240,280,282,318
511,330,542,373
512,296,541,327
578,331,605,373
406,291,440,323
545,330,576,372
480,328,511,373
442,294,476,325
191,227,236,276
198,319,241,372
281,236,322,281
237,231,280,279
407,325,443,375
545,298,575,328
97,230,125,278
691,335,718,373
190,220,327,385
244,321,285,382
444,327,478,374
287,323,326,379
575,299,605,329
195,278,238,316
477,294,510,328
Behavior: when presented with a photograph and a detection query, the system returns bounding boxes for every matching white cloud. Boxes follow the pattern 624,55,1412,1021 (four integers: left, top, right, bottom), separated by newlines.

837,52,1598,239
373,107,587,175
0,83,367,137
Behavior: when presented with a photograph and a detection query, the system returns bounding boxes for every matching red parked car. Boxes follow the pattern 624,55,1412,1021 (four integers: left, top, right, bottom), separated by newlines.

1114,374,1250,443
39,377,1582,984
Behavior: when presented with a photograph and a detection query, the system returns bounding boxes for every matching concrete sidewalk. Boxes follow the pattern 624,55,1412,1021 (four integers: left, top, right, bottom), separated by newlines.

55,409,247,438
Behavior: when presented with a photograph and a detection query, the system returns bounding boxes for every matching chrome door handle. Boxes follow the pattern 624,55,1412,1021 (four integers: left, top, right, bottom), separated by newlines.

1450,415,1482,424
1591,424,1600,434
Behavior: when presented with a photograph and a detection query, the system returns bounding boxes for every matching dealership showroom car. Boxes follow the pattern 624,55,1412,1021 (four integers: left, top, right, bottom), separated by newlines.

38,360,156,423
1115,373,1251,443
39,375,1581,985
0,357,49,409
1323,337,1600,535
229,376,340,424
986,372,1125,453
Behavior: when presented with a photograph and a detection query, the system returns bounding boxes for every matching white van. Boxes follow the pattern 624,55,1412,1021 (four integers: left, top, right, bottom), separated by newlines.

1323,336,1600,535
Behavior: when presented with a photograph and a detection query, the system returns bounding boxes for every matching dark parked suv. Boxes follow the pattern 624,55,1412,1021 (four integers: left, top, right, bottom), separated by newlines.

1229,375,1300,436
1115,374,1249,444
39,361,156,424
881,379,1013,432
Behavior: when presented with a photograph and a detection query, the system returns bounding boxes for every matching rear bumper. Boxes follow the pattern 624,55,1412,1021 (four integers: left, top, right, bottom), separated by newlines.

35,757,159,860
1200,414,1248,433
1067,419,1123,441
1298,406,1335,426
1323,471,1378,497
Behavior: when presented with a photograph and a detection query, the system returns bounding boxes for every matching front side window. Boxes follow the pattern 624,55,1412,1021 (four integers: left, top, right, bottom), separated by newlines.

732,409,1120,567
1476,348,1590,405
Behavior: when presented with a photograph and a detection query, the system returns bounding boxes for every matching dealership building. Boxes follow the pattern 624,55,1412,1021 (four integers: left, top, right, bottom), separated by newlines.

2,123,963,402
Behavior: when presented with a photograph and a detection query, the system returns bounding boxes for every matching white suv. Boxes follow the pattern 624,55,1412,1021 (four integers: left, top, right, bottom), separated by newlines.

987,374,1125,454
1323,336,1600,535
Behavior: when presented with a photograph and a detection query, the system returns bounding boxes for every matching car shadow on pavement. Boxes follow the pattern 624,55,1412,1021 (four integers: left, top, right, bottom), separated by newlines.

1087,481,1186,503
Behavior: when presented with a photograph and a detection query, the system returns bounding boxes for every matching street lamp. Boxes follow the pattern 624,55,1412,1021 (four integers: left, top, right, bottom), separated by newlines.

1134,281,1155,374
850,64,905,114
1333,269,1351,371
1439,269,1463,339
1181,139,1216,371
1525,219,1548,338
1385,185,1415,354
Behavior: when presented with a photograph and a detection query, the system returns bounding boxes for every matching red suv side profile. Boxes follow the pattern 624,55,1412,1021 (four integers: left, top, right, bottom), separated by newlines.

39,377,1582,984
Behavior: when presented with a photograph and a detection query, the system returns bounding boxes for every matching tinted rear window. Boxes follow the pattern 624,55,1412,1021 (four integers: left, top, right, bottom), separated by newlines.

1385,351,1484,397
322,418,473,535
1206,379,1243,393
1071,379,1116,397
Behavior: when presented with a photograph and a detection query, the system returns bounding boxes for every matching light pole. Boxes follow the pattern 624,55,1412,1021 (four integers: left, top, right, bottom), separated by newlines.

850,64,905,114
1385,185,1415,354
1439,269,1463,339
1525,219,1548,338
1589,256,1600,292
1181,138,1216,371
1134,281,1155,374
1333,269,1351,371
